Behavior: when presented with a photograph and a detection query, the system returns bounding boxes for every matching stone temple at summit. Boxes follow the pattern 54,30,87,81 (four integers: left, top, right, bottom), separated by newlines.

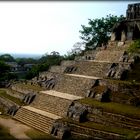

111,3,140,41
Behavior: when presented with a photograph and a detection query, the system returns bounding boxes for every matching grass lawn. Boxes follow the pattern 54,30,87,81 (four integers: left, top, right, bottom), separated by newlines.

16,83,44,92
79,98,140,119
0,89,23,106
63,118,140,139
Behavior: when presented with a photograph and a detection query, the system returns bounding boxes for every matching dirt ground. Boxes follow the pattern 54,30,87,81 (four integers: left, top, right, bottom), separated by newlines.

0,117,31,140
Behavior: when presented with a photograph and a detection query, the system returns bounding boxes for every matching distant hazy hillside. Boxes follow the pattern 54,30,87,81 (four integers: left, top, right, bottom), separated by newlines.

0,53,42,59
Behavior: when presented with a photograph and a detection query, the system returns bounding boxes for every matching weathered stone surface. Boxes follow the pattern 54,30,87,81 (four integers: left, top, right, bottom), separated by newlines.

95,50,125,63
126,3,140,20
121,31,126,41
31,73,57,90
111,32,116,41
106,63,129,80
50,121,71,139
7,105,19,116
30,91,73,117
23,92,36,104
64,65,77,73
86,85,111,102
67,102,88,122
71,61,111,78
0,97,19,115
117,41,125,47
94,87,110,102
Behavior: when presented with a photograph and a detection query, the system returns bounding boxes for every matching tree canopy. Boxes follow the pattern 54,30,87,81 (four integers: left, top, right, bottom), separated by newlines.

0,54,15,62
79,14,125,50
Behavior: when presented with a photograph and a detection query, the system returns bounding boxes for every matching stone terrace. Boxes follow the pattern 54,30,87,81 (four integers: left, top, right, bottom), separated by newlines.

54,73,97,97
30,90,83,116
2,4,140,139
14,106,61,134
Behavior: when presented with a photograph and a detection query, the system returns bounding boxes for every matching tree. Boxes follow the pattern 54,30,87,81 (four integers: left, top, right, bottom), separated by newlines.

71,42,84,55
16,58,37,66
0,54,15,62
26,51,64,79
79,14,125,50
0,61,10,73
64,42,85,60
0,61,17,82
50,51,60,56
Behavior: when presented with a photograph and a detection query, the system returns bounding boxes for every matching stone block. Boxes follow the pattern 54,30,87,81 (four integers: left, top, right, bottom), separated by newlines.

127,32,133,40
67,103,88,122
111,32,116,41
121,31,126,41
50,122,71,139
117,41,125,47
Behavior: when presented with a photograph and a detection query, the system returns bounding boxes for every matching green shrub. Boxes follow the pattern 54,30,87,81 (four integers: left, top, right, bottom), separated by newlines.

128,39,140,53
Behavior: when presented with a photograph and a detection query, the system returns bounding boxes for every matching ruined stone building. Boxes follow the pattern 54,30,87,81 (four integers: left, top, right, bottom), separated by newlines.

111,3,140,41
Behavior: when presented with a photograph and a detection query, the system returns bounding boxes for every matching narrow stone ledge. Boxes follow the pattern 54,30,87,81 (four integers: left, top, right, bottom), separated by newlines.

65,73,102,80
23,106,62,120
40,90,83,101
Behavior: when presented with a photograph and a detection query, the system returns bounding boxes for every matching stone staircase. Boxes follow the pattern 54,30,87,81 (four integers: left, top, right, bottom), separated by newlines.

54,73,98,97
14,106,61,134
69,61,112,77
94,50,125,63
30,90,83,117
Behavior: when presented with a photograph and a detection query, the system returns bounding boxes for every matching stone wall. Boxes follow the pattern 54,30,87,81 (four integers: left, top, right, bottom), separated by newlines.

11,84,38,95
75,50,97,61
107,40,132,51
99,79,140,93
6,89,25,100
99,79,140,105
61,60,76,66
69,123,125,139
49,65,66,73
72,61,111,78
77,102,140,130
54,74,94,97
31,92,72,117
14,106,55,134
0,96,19,113
95,50,125,63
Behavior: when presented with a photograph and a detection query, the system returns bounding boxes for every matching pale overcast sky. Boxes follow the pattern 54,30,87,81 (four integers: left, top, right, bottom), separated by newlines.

0,1,138,55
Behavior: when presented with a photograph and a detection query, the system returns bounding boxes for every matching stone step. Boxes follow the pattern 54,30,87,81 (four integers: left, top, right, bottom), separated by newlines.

69,123,125,139
61,60,76,66
65,73,101,80
88,114,140,131
24,106,61,119
14,106,62,134
71,131,104,140
49,65,66,73
67,61,111,78
94,50,125,63
4,88,25,101
30,90,83,116
103,112,140,127
107,41,131,51
15,116,51,133
15,107,55,123
40,90,83,100
54,74,96,97
48,60,77,74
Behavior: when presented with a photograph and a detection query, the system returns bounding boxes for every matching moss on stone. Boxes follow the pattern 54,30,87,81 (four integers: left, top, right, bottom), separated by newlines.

63,118,139,139
0,89,23,106
78,98,140,119
15,83,44,92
